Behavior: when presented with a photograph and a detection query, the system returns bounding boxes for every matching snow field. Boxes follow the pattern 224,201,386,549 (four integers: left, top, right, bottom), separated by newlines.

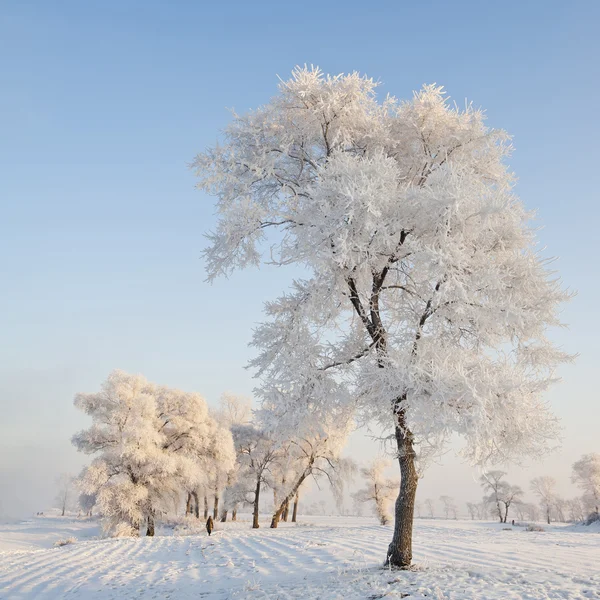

1,516,599,599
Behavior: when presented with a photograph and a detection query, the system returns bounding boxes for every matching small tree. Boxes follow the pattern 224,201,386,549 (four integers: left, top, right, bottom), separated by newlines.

500,484,523,523
232,424,280,528
353,459,399,525
530,476,557,524
266,418,352,529
439,495,457,519
215,392,252,428
466,502,477,520
553,496,567,522
424,498,435,518
572,454,600,516
78,491,96,517
480,471,522,523
480,471,507,522
55,474,75,516
566,497,586,522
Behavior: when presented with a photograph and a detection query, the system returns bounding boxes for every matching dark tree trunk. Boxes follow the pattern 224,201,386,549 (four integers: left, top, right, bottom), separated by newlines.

496,500,503,523
270,511,281,528
213,494,219,520
253,479,261,529
191,491,200,518
146,513,155,537
385,410,418,569
271,466,312,528
203,495,208,519
220,509,228,522
61,507,65,517
292,492,299,523
186,492,193,516
232,506,237,521
282,499,289,522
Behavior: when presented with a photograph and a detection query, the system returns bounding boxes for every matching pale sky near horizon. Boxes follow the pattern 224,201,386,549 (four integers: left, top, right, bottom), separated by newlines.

1,1,598,519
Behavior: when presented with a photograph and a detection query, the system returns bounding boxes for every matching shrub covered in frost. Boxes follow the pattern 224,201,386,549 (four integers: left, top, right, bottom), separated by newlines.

53,537,76,547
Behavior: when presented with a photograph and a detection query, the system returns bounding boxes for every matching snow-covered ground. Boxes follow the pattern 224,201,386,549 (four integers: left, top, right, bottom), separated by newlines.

1,514,599,599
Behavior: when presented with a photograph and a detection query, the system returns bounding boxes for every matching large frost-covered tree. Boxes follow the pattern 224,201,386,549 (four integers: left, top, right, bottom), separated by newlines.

193,66,571,567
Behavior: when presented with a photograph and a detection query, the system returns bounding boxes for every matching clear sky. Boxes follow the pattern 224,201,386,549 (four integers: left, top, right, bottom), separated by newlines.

1,0,598,518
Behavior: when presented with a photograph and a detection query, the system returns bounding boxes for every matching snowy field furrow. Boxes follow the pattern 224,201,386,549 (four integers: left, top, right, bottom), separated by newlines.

1,516,599,599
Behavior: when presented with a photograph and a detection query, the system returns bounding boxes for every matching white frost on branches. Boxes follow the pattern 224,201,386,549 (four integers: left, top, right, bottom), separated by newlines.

193,66,572,471
572,453,600,516
353,459,399,525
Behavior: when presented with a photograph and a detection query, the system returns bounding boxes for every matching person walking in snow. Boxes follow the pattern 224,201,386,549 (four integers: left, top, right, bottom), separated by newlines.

206,515,214,536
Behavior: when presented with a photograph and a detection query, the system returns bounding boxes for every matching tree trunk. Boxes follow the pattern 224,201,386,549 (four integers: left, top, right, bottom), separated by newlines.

270,466,312,528
270,509,282,528
191,491,200,518
61,507,65,517
292,492,299,523
282,498,289,522
213,494,219,520
220,509,228,522
203,495,208,519
385,414,418,568
186,492,193,516
253,479,261,529
146,513,155,537
232,507,237,521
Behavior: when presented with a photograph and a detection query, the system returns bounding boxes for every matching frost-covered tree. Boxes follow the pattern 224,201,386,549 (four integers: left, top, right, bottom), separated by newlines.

193,66,571,567
523,502,540,522
353,459,399,525
158,384,235,527
572,453,600,516
530,476,557,524
553,496,567,522
480,470,507,522
261,408,353,528
215,392,252,428
480,471,523,523
424,498,435,518
439,495,457,519
73,370,233,536
466,502,477,520
78,491,96,517
55,473,75,516
501,484,523,523
211,393,251,521
231,424,280,528
566,497,586,523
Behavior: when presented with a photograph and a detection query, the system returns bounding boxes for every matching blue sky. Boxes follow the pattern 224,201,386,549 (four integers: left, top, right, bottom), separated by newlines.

1,0,598,517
